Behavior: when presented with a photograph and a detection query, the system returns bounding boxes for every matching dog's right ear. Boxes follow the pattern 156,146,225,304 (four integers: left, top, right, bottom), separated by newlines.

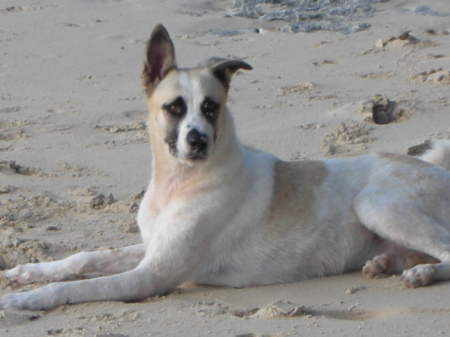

209,58,252,90
141,24,177,94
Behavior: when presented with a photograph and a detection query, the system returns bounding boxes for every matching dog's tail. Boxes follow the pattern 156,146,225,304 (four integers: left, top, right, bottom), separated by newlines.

420,140,450,171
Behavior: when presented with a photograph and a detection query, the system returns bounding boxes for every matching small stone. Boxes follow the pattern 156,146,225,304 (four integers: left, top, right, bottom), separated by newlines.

90,194,105,209
47,329,64,335
345,286,365,294
375,39,385,48
90,193,115,209
105,193,115,205
0,185,14,193
407,140,432,156
45,225,60,231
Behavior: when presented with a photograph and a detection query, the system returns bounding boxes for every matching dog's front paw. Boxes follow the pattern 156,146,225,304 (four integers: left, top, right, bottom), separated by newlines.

401,264,436,288
0,284,63,311
0,292,31,310
362,255,389,278
2,264,45,285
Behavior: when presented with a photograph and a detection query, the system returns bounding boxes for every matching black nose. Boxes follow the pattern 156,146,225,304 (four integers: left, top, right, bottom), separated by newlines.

186,129,208,156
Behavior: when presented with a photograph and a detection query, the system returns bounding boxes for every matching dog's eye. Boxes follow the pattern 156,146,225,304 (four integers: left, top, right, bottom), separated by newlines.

163,97,186,117
167,104,183,115
201,98,219,118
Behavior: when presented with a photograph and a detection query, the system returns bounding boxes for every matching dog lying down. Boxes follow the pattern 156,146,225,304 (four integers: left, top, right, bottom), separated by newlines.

1,24,450,311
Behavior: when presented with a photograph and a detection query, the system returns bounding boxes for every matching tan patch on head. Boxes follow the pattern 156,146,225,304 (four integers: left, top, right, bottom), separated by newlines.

146,70,181,108
268,160,328,231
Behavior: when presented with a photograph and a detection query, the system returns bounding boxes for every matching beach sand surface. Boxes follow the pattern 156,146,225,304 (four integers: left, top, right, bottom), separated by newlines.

1,0,450,336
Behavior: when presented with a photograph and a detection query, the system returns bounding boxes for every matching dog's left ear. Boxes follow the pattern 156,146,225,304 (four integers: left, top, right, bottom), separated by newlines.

210,58,252,89
141,24,177,94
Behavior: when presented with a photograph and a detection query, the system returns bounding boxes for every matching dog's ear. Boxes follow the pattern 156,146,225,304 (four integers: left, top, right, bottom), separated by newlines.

209,58,252,89
141,24,177,93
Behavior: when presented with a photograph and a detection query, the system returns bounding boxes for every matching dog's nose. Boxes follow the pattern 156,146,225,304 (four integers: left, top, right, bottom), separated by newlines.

186,129,208,155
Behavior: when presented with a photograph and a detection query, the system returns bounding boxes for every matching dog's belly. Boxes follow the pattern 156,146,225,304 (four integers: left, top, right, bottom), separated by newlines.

194,220,381,287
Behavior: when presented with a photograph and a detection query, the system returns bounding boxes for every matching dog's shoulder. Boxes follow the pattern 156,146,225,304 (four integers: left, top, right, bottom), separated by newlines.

274,159,328,187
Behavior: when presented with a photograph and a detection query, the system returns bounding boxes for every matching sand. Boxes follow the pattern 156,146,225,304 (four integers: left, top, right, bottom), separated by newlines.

1,0,450,336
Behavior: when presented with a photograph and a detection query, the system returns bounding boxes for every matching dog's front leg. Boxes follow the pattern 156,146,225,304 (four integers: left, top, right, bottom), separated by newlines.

1,244,145,284
0,251,186,311
0,219,206,310
0,265,158,310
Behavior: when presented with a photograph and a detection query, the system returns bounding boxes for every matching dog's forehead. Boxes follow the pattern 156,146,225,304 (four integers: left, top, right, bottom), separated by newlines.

152,68,226,106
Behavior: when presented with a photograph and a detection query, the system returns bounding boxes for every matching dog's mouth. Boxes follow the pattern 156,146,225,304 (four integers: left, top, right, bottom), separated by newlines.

165,128,211,163
169,148,209,163
187,151,208,161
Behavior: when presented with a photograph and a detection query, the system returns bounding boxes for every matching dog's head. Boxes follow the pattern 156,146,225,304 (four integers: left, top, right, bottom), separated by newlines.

141,24,252,165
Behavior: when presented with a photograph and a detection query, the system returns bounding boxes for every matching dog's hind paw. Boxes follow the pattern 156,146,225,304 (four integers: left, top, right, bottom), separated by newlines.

401,264,436,288
362,255,390,278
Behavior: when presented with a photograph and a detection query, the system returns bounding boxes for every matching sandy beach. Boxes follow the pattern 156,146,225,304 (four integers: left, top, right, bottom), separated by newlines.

1,0,450,336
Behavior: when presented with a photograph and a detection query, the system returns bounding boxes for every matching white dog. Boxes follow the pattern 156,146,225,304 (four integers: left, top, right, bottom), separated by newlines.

1,25,450,311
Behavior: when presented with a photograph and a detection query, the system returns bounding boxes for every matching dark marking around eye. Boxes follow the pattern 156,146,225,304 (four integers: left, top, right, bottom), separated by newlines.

163,96,186,118
201,97,220,123
164,127,179,157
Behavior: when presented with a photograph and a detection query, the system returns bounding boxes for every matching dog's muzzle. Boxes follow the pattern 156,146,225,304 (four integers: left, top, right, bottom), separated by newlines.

186,129,209,160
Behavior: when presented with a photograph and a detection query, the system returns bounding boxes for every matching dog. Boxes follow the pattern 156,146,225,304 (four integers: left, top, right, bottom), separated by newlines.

1,24,450,311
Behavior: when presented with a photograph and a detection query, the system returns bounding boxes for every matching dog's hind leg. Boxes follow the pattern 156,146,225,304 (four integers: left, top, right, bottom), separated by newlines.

354,186,450,287
362,244,438,278
2,244,145,284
